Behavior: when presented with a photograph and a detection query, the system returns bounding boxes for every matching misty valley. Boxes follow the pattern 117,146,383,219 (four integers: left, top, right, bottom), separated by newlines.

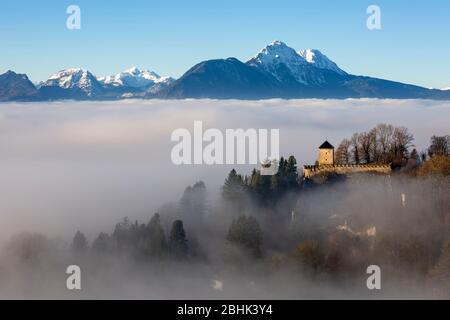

0,100,449,299
1,0,450,310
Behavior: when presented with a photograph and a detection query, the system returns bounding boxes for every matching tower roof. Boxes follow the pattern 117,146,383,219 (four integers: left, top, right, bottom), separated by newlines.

319,140,334,149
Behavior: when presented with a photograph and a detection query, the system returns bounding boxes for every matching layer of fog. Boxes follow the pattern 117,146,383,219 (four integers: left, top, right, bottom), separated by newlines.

0,174,445,299
0,98,449,244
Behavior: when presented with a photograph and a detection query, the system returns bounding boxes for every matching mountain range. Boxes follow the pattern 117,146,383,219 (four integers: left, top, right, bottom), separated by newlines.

1,41,449,101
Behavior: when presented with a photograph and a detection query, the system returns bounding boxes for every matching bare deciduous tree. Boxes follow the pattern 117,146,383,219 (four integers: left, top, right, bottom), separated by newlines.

341,124,414,165
428,135,450,157
335,138,351,164
350,133,360,164
375,123,394,163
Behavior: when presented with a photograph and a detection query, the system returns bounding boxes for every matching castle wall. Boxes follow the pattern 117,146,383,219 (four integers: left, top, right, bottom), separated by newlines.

303,164,391,178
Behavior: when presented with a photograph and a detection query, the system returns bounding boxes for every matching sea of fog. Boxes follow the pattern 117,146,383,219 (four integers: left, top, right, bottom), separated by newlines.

0,98,449,243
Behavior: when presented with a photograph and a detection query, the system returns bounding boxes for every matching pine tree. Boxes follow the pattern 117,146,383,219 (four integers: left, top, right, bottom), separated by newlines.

91,232,110,253
147,213,167,257
112,217,132,251
71,230,88,254
270,157,287,197
169,220,188,258
286,156,298,189
227,215,262,258
179,181,207,225
222,169,245,202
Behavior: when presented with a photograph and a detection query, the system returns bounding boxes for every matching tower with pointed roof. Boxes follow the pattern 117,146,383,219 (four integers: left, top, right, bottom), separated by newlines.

303,140,391,179
318,140,334,166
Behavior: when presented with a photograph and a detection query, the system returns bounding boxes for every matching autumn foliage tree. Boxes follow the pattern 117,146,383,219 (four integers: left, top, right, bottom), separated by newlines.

293,240,324,272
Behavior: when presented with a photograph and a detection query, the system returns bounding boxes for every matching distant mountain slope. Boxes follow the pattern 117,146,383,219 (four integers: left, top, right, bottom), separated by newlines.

1,40,450,101
0,71,39,101
340,76,449,99
163,41,450,100
160,58,281,99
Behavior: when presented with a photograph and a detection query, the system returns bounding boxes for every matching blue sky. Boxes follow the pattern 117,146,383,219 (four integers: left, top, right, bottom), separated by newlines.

0,0,449,88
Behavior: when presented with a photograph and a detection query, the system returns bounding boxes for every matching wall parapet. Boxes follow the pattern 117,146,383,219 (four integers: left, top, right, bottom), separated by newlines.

303,163,391,178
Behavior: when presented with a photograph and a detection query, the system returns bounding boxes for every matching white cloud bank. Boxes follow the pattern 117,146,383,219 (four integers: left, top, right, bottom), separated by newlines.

0,98,449,242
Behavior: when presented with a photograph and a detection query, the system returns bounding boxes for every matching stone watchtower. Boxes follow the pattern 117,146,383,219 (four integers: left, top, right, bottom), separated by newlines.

303,140,391,179
318,140,334,165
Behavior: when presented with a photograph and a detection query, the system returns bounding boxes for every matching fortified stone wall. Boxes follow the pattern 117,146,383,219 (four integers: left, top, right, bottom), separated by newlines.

303,164,391,178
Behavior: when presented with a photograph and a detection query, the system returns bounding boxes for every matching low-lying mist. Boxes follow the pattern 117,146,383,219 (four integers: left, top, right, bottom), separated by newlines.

0,98,449,299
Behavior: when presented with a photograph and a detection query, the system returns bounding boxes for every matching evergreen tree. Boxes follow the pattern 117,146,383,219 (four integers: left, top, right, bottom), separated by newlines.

286,156,299,189
179,181,208,224
222,169,246,203
128,220,142,249
420,150,428,162
249,167,272,205
270,174,279,194
227,215,262,258
410,148,420,162
169,220,188,258
71,230,88,254
112,217,132,251
250,168,260,189
147,213,167,257
278,156,288,184
91,232,110,253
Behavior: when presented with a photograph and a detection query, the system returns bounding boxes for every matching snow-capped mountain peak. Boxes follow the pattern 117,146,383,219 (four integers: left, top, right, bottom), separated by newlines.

298,49,346,75
98,67,174,88
247,41,347,84
43,68,102,96
250,40,308,68
47,68,92,87
124,66,141,75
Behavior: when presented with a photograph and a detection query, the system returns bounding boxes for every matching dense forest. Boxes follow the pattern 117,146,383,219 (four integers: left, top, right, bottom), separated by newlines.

0,125,449,299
